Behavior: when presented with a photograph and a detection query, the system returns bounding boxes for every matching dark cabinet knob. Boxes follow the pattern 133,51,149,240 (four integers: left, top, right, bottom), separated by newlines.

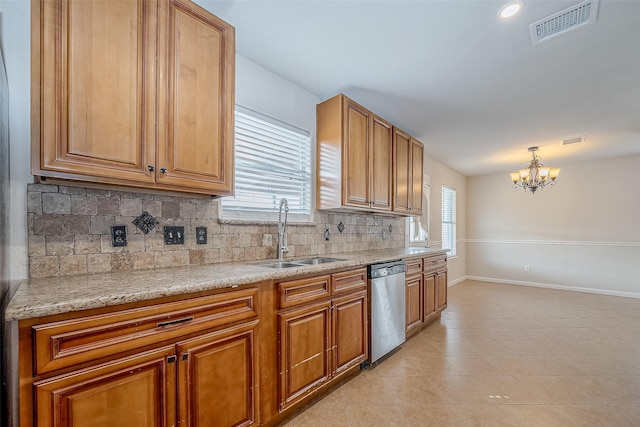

148,165,155,172
160,167,167,174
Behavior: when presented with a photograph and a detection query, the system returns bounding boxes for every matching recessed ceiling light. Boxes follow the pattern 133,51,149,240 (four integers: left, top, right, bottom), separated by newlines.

499,1,524,18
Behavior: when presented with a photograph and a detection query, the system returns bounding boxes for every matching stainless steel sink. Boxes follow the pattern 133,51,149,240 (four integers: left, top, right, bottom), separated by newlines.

259,257,346,268
260,261,305,269
294,257,346,265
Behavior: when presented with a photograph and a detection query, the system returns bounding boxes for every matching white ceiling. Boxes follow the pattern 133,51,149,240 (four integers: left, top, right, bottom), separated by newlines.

196,0,640,176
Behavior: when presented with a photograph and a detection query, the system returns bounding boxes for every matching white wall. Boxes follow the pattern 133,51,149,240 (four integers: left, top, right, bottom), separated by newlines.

236,55,320,133
422,155,467,285
467,154,640,297
1,0,31,282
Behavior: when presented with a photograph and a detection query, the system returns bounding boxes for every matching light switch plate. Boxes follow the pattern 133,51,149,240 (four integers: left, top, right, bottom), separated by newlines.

164,226,185,245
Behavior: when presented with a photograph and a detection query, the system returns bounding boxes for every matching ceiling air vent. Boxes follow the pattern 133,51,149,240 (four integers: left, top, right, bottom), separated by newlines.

562,135,586,145
530,0,599,45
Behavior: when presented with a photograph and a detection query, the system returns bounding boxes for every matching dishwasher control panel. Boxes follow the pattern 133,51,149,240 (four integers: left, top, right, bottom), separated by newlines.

368,260,406,279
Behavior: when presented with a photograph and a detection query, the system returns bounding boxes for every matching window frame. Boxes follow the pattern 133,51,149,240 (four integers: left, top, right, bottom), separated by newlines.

441,185,457,258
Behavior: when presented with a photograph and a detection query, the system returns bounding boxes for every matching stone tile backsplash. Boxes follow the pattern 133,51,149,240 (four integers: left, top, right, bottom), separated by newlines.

27,184,406,278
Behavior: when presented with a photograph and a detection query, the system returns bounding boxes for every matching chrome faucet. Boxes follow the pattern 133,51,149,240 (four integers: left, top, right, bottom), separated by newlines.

277,198,289,261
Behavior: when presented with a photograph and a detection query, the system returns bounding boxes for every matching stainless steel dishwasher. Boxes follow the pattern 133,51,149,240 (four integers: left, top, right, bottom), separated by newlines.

368,260,406,363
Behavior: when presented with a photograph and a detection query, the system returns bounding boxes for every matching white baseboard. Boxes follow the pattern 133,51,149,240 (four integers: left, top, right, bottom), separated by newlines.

448,276,467,287
462,275,640,299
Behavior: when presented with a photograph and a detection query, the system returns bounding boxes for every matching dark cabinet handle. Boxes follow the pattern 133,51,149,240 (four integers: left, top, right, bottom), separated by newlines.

160,167,167,173
148,165,155,172
181,353,189,361
157,316,194,328
167,355,177,363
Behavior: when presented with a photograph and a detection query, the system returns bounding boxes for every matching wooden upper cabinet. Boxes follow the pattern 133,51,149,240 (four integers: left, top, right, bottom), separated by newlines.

410,137,424,216
370,116,393,210
393,128,424,216
32,0,234,196
393,128,411,214
33,0,157,184
156,0,234,194
343,99,371,208
317,94,392,213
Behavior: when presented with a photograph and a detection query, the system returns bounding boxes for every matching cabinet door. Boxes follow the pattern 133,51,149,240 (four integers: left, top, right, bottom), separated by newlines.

437,270,448,312
176,320,258,427
33,347,176,427
410,138,424,216
424,273,437,322
405,275,423,334
278,301,331,410
157,0,235,194
370,115,393,211
342,99,371,208
34,0,156,184
393,128,411,213
332,291,368,376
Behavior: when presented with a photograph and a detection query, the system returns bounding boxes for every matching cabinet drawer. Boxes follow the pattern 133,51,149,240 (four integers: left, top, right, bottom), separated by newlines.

33,287,259,376
278,276,331,309
423,255,446,272
331,268,366,295
405,258,423,277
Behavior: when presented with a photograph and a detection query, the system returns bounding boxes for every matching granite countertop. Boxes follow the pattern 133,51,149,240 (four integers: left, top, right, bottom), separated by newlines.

5,247,446,321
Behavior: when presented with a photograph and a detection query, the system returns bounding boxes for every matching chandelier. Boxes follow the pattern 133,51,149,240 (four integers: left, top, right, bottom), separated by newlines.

510,146,560,193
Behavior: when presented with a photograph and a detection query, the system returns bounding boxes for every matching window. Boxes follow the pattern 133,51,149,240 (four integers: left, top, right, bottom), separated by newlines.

409,178,430,244
221,107,312,221
441,186,456,257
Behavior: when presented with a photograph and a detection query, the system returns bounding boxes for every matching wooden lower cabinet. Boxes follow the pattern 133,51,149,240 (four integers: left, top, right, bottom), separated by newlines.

405,275,423,334
33,346,177,427
278,300,332,410
332,290,368,376
33,323,258,427
277,269,368,412
436,270,448,312
21,287,260,427
177,320,258,427
424,273,437,322
405,255,448,336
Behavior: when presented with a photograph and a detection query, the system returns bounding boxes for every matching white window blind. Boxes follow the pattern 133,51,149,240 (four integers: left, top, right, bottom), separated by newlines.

221,107,312,221
441,186,457,257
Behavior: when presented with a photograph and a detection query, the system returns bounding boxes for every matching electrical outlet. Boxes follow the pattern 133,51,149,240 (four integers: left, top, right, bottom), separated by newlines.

524,265,531,272
164,226,185,245
111,225,127,247
196,227,207,244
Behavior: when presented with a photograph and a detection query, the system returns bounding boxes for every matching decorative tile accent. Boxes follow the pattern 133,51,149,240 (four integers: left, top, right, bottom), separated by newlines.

132,211,159,234
337,222,345,233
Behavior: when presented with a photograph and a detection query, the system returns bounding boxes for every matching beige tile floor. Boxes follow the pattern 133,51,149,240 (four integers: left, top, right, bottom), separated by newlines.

281,280,640,426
